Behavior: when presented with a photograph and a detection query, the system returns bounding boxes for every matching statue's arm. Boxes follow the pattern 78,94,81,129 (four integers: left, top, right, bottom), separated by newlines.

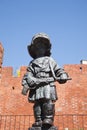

21,62,35,95
21,73,30,95
55,68,69,84
51,58,71,84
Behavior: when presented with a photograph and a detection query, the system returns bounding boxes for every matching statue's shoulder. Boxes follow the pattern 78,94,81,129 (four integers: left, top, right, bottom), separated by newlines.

27,60,35,71
48,57,56,63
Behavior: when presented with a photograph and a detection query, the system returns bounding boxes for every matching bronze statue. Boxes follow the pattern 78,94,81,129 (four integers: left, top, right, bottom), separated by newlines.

22,33,71,129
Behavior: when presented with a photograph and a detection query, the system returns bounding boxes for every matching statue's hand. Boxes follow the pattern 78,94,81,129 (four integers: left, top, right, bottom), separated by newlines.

60,73,68,79
58,73,69,84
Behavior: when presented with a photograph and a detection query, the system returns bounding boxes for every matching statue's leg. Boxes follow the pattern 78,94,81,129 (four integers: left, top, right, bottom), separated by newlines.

42,100,55,126
33,101,42,127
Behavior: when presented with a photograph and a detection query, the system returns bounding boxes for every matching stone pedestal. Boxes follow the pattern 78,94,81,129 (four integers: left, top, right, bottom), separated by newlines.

28,125,58,130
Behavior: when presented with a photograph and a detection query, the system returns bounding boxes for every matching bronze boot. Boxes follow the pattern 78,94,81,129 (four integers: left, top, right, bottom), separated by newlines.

42,102,55,126
32,102,42,127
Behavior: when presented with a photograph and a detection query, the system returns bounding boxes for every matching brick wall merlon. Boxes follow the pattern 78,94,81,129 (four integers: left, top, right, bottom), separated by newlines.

64,64,87,74
20,66,27,77
1,67,13,77
1,66,27,78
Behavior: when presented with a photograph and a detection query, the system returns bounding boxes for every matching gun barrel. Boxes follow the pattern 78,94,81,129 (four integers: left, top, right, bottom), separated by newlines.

57,77,72,81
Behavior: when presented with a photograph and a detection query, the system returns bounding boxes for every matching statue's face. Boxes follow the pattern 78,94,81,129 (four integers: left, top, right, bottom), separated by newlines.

34,42,46,58
28,37,51,59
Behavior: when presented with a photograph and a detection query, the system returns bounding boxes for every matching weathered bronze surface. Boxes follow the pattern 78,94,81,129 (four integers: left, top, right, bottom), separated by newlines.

22,33,71,130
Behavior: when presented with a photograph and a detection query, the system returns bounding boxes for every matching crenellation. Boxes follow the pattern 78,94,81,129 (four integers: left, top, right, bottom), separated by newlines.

0,44,87,127
1,67,13,77
0,64,87,127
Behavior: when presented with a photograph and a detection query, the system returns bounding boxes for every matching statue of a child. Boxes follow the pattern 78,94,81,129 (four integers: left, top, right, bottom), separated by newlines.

22,33,70,127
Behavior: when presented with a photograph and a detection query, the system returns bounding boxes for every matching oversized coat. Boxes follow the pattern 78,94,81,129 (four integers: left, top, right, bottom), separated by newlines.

22,56,62,102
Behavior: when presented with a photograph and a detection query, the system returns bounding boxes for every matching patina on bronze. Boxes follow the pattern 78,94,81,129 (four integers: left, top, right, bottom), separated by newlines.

22,33,71,130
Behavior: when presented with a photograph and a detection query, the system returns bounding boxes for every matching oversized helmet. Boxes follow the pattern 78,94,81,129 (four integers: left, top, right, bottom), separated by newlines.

27,33,51,58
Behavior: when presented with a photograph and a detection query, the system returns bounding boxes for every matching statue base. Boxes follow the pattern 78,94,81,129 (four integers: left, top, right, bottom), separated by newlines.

28,125,58,130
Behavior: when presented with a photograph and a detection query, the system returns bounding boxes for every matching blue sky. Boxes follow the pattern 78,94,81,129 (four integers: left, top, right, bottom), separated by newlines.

0,0,87,70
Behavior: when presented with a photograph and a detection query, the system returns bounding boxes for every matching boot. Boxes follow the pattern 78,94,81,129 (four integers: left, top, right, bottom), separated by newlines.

32,102,42,127
42,102,55,126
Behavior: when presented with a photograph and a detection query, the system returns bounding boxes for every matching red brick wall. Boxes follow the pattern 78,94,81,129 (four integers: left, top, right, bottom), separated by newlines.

0,64,87,116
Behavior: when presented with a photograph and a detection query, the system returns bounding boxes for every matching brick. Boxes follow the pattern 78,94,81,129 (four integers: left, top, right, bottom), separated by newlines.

0,44,87,127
